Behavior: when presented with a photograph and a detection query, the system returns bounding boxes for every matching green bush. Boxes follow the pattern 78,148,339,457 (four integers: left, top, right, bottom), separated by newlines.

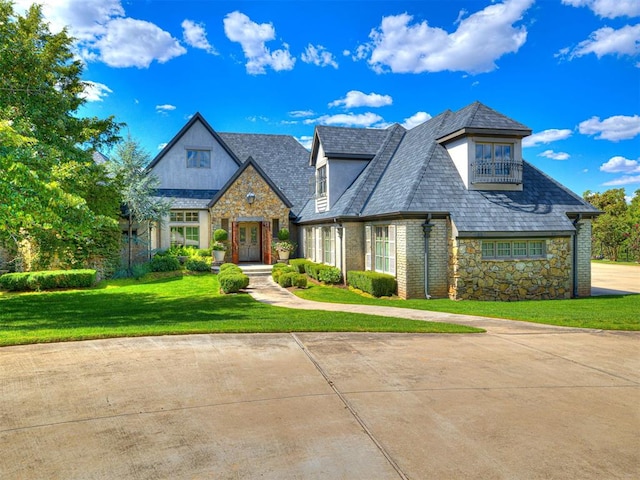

0,272,30,291
272,265,295,281
219,263,241,273
293,273,307,288
150,255,181,272
277,271,297,288
347,271,397,297
167,245,196,257
304,262,322,280
219,273,250,293
213,228,228,242
277,228,289,241
197,248,212,257
289,259,310,274
319,266,342,284
0,269,97,292
185,258,211,272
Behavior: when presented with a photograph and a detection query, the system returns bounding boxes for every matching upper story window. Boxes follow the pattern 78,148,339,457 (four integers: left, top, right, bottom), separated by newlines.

186,149,211,168
316,165,327,197
170,211,199,222
471,142,522,185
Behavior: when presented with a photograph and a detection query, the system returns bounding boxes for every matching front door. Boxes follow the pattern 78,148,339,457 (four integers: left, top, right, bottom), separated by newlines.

238,222,261,262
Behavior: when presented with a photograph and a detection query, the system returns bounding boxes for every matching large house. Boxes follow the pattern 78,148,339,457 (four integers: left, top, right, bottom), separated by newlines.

148,102,599,301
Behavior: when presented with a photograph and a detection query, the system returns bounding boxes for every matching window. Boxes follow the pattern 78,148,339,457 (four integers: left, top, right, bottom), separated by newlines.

322,227,333,264
374,226,396,275
305,227,314,260
221,218,229,233
474,143,513,178
272,219,280,239
316,165,327,197
482,240,545,260
170,226,199,247
186,149,211,168
170,210,199,222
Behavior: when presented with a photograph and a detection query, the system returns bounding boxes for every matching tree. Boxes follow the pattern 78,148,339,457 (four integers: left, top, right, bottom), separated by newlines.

108,137,170,271
0,1,122,273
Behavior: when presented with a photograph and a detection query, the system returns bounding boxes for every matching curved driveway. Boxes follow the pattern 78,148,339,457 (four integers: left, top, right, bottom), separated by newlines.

0,266,638,479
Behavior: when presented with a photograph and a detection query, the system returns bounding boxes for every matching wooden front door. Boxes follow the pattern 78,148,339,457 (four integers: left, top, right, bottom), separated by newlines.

238,222,261,262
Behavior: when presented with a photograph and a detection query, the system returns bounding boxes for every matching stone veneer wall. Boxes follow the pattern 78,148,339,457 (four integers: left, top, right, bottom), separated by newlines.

342,222,364,273
575,219,592,297
449,237,572,301
209,164,290,262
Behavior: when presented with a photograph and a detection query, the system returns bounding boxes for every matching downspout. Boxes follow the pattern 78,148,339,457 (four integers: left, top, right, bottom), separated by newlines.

572,214,582,298
422,215,433,299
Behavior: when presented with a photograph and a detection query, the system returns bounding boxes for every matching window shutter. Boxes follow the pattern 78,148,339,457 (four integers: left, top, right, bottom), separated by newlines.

365,225,372,271
330,227,336,266
388,225,396,276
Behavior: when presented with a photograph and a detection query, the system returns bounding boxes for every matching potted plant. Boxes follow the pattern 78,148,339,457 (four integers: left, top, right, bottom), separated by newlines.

273,228,296,261
212,228,228,263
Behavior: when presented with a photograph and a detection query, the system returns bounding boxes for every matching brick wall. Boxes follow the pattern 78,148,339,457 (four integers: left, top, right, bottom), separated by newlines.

342,222,364,273
575,219,592,297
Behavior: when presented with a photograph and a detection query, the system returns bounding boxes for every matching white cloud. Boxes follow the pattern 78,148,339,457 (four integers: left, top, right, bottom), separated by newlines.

95,18,186,68
364,0,533,74
289,110,315,118
156,104,176,114
223,11,295,74
80,81,112,102
181,19,217,54
301,44,338,68
158,142,168,150
401,112,432,129
564,24,640,60
296,136,313,150
304,112,384,128
600,156,640,173
578,114,640,141
539,150,570,160
16,0,186,68
522,129,573,147
603,175,640,186
561,0,640,19
329,90,392,109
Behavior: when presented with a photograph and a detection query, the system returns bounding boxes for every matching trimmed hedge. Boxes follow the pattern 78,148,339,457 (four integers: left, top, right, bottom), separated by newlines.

217,263,249,293
289,259,311,274
0,269,97,292
277,271,297,288
150,255,181,272
272,264,295,282
292,273,307,288
347,270,397,297
304,261,342,284
185,258,211,272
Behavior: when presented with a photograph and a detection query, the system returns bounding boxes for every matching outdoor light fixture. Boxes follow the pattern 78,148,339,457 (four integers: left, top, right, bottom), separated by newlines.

246,192,256,205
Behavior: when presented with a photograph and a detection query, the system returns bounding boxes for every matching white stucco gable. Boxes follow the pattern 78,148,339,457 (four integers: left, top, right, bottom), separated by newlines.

148,114,240,190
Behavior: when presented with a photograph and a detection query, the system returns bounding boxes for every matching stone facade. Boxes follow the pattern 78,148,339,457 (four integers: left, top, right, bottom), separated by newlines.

209,164,290,263
342,222,364,273
449,237,573,301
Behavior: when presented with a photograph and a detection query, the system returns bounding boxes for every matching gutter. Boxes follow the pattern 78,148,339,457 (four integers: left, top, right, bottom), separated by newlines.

572,214,582,298
422,214,433,299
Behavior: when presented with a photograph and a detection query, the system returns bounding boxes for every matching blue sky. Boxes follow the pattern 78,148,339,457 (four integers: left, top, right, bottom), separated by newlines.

16,0,640,199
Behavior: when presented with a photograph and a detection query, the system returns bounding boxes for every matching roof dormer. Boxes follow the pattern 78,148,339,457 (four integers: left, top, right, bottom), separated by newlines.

436,102,531,191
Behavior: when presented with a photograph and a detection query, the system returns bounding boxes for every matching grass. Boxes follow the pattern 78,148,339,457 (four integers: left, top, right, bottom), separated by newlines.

591,259,639,267
0,273,482,347
294,284,640,331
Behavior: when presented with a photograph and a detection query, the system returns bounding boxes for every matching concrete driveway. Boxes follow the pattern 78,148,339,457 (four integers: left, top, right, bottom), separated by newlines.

1,328,638,479
591,262,640,295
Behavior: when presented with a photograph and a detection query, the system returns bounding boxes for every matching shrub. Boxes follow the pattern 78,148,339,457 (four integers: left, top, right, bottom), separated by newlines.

185,258,211,272
293,273,307,288
0,270,96,292
347,271,397,297
131,263,151,279
319,266,342,284
220,263,242,273
272,265,295,282
213,229,228,242
197,248,212,257
277,228,289,241
150,255,181,272
219,273,249,293
304,262,321,280
289,259,310,274
277,271,296,288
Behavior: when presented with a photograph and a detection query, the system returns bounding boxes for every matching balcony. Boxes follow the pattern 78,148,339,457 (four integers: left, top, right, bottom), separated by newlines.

470,160,523,185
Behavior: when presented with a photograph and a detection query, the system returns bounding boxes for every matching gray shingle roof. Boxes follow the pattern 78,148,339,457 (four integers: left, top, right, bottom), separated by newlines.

297,102,598,234
314,126,389,158
155,189,219,209
218,132,314,215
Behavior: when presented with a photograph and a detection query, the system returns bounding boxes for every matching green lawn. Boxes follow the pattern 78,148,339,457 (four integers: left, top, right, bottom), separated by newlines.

0,273,481,347
592,259,639,267
294,284,639,331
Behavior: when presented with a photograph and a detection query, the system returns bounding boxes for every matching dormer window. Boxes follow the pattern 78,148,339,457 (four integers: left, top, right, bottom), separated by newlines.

471,141,521,185
186,149,211,168
316,165,327,197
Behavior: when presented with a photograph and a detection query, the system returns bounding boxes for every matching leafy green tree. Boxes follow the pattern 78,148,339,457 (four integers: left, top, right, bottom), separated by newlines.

626,190,640,262
584,188,632,261
0,1,122,273
108,137,171,271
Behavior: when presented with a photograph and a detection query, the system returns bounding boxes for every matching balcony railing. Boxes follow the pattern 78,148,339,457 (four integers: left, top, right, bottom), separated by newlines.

470,160,523,185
